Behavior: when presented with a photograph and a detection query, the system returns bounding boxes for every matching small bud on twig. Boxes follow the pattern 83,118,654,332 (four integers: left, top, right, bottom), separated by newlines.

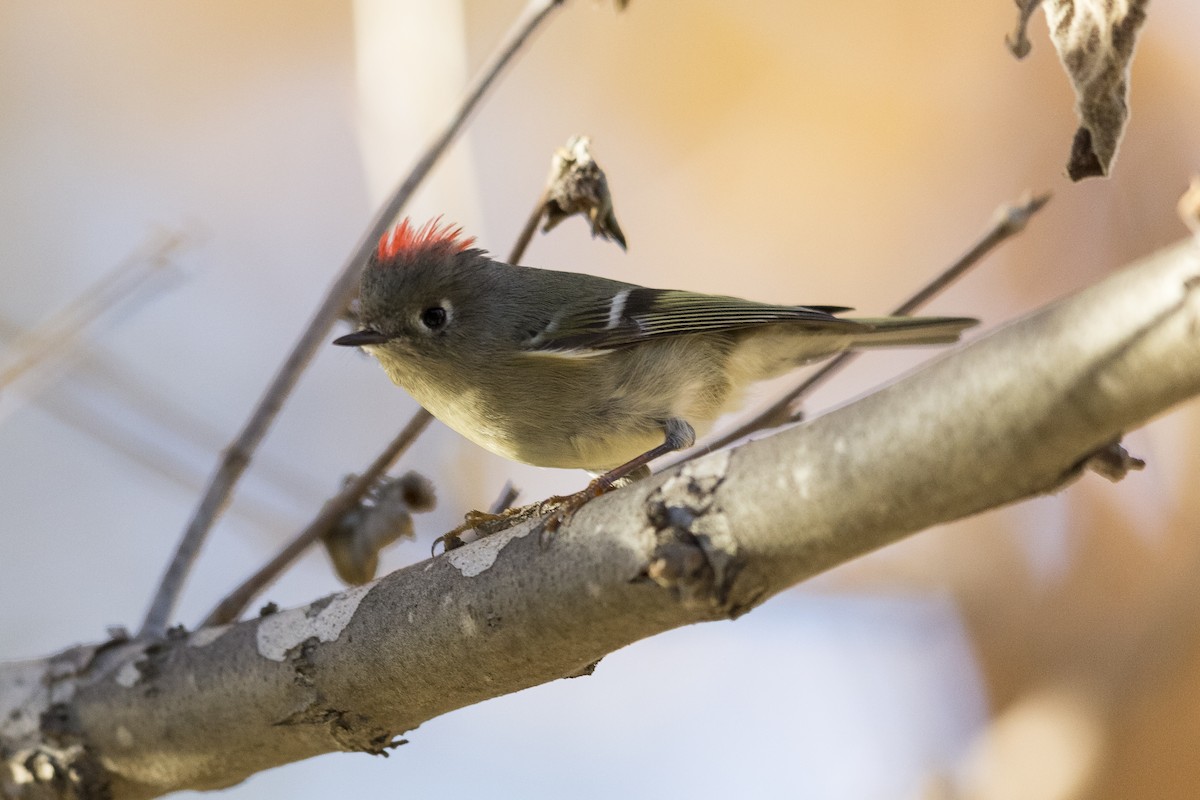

1178,177,1200,237
1081,439,1145,483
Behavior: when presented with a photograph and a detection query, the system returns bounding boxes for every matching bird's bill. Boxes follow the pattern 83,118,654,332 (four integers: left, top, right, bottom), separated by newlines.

332,329,392,347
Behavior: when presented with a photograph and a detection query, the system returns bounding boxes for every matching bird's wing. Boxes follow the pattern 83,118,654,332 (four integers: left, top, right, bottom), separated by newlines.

524,287,861,355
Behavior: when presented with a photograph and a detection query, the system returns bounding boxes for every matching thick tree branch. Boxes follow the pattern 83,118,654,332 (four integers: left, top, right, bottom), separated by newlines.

4,238,1199,799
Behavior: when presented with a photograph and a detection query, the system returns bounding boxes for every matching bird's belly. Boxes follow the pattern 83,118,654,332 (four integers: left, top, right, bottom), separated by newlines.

410,386,541,463
406,379,680,471
397,343,730,471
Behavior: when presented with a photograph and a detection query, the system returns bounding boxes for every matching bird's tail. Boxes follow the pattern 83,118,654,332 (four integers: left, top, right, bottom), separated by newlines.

848,316,978,347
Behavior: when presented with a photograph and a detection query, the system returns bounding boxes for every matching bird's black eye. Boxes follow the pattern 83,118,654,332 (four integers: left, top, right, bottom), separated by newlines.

421,306,447,330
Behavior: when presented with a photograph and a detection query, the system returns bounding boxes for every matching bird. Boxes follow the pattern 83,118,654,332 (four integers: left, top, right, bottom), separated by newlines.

334,218,976,524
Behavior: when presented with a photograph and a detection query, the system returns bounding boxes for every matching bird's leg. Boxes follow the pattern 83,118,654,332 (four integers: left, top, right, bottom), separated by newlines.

432,420,696,553
542,418,696,533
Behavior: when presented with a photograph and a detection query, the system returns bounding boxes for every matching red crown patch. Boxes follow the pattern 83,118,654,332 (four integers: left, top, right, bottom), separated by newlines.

376,217,476,261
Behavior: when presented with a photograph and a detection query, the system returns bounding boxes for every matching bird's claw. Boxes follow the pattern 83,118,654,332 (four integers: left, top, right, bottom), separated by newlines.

432,503,547,555
434,481,607,554
533,484,606,542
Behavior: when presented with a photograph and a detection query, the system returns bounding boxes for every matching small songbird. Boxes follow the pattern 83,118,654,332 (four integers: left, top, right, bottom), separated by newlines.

334,218,976,500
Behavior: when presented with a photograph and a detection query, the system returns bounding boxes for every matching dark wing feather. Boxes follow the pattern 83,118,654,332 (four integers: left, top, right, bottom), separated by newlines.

527,288,863,353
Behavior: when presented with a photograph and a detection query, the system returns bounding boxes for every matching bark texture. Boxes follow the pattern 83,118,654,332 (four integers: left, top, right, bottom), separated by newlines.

3,238,1198,799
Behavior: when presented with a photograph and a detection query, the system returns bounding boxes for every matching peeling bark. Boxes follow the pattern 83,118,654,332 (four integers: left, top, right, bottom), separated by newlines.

3,238,1199,799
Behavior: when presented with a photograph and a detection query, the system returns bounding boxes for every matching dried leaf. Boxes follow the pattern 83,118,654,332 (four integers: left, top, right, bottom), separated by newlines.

542,135,627,249
322,472,435,584
1042,0,1150,180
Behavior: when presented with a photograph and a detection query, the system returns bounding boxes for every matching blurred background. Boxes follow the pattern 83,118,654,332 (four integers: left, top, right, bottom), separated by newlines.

2,1,1199,797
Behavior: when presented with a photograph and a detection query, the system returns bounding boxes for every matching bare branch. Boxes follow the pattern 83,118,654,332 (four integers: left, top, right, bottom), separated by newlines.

508,187,551,266
672,192,1049,462
8,237,1198,799
200,409,432,627
139,0,567,638
487,480,520,515
0,230,187,396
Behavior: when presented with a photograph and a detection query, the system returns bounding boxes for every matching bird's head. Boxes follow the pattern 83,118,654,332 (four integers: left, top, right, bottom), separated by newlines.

334,218,489,361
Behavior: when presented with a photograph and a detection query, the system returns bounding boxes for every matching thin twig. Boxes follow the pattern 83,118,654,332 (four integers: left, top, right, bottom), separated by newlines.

142,0,567,638
665,192,1051,465
509,188,550,264
0,230,186,392
202,410,433,627
509,183,554,264
487,481,521,515
200,128,561,626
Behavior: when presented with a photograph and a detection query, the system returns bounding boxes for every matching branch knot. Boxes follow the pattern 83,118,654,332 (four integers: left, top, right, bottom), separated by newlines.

641,451,745,617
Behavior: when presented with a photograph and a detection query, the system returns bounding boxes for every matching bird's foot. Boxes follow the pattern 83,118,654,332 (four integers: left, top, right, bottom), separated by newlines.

433,472,633,554
536,462,660,538
432,504,541,554
535,480,613,538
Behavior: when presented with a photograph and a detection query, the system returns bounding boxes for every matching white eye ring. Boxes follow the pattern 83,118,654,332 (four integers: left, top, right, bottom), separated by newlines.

417,298,453,332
